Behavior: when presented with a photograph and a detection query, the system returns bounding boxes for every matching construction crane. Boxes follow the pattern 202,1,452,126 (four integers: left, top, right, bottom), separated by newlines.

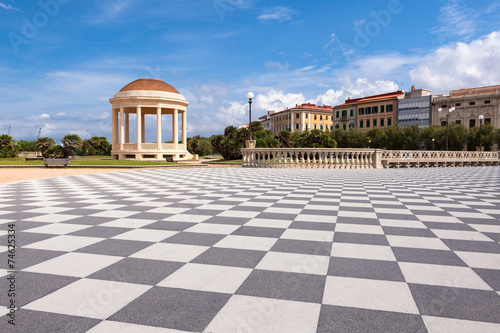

36,128,42,139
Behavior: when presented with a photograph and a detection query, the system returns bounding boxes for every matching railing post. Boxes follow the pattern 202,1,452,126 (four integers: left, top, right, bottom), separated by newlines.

372,149,383,169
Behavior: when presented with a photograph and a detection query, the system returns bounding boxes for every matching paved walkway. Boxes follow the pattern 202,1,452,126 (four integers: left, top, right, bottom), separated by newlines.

1,167,500,332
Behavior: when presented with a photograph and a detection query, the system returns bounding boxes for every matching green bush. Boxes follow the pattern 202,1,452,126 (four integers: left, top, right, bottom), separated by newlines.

0,134,18,158
15,140,37,152
35,137,56,157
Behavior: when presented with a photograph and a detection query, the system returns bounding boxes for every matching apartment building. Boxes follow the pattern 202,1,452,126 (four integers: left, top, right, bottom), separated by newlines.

333,99,356,130
351,91,404,131
398,86,432,127
269,103,334,134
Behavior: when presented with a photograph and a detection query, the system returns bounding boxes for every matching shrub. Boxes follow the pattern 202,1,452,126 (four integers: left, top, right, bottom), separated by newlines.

0,134,17,158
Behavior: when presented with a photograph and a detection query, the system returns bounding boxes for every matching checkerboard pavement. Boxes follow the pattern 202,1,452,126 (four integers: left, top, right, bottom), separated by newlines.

1,167,500,332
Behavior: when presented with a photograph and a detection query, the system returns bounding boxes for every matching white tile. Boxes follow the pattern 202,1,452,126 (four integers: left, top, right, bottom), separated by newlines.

277,199,309,205
24,252,122,277
158,263,251,294
302,204,339,211
214,235,277,251
90,210,138,218
162,214,212,223
145,207,190,214
217,210,260,218
405,205,443,211
323,276,419,314
331,243,396,261
23,278,150,320
294,214,337,223
281,229,334,242
206,295,321,333
99,218,156,229
422,315,500,333
416,215,462,223
239,201,274,208
179,199,213,205
337,211,377,219
244,218,293,229
431,229,492,241
23,235,104,252
23,223,90,235
399,262,492,290
370,200,403,206
82,204,125,210
386,235,449,250
263,207,303,214
379,219,428,229
339,202,372,208
112,229,177,242
197,204,235,211
25,214,80,223
454,251,500,269
335,223,384,235
448,211,494,219
374,207,414,215
310,198,341,203
256,252,329,275
477,208,500,215
24,207,74,214
470,224,500,233
88,321,185,333
184,223,240,235
130,243,208,262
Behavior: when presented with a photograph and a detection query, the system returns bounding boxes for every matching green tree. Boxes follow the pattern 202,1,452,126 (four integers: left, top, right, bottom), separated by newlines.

45,145,64,158
365,127,387,149
467,123,495,151
61,134,83,157
0,134,17,158
15,140,37,152
195,139,213,156
420,125,444,150
82,136,111,156
276,130,293,148
400,125,422,150
35,137,56,157
296,129,337,148
447,123,468,151
385,126,405,150
343,128,367,148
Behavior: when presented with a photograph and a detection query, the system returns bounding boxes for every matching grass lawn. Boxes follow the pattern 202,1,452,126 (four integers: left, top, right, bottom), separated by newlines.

0,157,177,166
209,159,242,163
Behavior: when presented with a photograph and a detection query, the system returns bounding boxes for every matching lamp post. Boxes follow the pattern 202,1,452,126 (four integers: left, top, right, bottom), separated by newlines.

479,115,484,151
432,138,435,151
368,139,371,149
438,105,455,151
247,92,254,140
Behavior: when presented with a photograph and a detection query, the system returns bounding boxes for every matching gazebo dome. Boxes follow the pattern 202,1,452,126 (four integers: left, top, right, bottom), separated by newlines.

119,79,180,94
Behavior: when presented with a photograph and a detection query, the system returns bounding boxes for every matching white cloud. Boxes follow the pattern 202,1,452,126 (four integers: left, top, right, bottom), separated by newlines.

431,0,477,40
258,6,295,22
265,60,290,70
215,101,247,128
410,31,500,93
85,0,137,24
0,3,18,10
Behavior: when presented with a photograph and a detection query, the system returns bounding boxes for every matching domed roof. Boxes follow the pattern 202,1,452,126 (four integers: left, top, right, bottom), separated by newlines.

119,79,179,94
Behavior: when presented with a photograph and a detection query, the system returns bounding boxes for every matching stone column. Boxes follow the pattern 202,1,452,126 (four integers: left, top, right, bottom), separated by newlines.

125,112,130,143
136,106,142,150
111,109,117,145
182,111,187,147
301,111,305,132
291,112,295,133
157,107,162,150
173,109,179,150
308,113,311,131
119,107,125,150
141,113,145,143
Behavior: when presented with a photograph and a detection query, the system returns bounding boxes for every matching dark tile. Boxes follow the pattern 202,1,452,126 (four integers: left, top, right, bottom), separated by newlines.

162,232,225,246
236,270,325,303
335,216,380,226
230,205,265,212
203,216,250,225
376,213,420,221
141,221,196,231
68,226,130,238
0,232,55,248
458,218,500,225
89,258,183,285
109,287,230,331
271,239,331,256
255,212,298,221
327,257,405,281
1,272,78,307
484,232,500,242
75,239,152,257
393,247,467,266
289,221,335,231
409,284,500,323
473,268,500,291
11,221,52,231
192,247,266,268
62,209,103,216
333,232,389,246
63,216,116,226
0,212,41,221
126,212,169,221
0,248,65,270
14,309,100,333
443,239,500,253
382,227,436,237
317,305,426,333
337,207,375,213
423,222,475,230
231,226,285,238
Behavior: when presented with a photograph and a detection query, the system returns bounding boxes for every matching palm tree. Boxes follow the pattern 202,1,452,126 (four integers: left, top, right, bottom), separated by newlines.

35,137,56,157
61,134,83,157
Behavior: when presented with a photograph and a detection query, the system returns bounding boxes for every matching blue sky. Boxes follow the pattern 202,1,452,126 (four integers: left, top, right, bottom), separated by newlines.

1,0,500,142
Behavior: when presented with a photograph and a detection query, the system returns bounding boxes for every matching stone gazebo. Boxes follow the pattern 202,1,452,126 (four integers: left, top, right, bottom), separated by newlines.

110,79,195,161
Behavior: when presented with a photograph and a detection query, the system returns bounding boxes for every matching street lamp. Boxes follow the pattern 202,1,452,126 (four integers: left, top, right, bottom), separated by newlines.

432,138,435,151
247,92,254,140
438,105,455,151
479,114,484,151
368,139,371,149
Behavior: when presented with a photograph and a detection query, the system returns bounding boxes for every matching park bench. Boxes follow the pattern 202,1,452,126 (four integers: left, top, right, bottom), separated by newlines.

165,156,177,163
44,158,70,167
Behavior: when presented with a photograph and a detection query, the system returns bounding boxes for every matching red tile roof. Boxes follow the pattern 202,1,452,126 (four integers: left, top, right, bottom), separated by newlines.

450,84,500,97
120,79,179,94
334,91,404,108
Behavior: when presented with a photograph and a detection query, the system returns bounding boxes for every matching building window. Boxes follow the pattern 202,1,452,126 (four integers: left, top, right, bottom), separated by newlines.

388,118,392,126
372,106,378,114
359,108,364,115
320,115,323,120
469,119,476,127
341,110,347,118
441,121,447,126
336,111,339,118
296,113,300,118
305,124,308,130
366,120,370,127
373,119,377,127
455,120,461,125
455,103,461,106
335,124,339,129
314,115,317,120
306,113,308,118
350,109,353,116
342,124,346,130
485,100,491,104
387,105,393,112
295,123,299,129
441,105,447,108
381,105,385,113
349,123,354,128
485,118,491,123
469,102,475,106
366,107,371,114
380,119,385,126
331,125,333,130
360,121,364,128
314,124,317,129
326,116,329,120
320,124,323,130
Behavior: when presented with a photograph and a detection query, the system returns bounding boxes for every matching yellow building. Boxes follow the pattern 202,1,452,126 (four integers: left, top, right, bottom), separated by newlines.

269,103,334,134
